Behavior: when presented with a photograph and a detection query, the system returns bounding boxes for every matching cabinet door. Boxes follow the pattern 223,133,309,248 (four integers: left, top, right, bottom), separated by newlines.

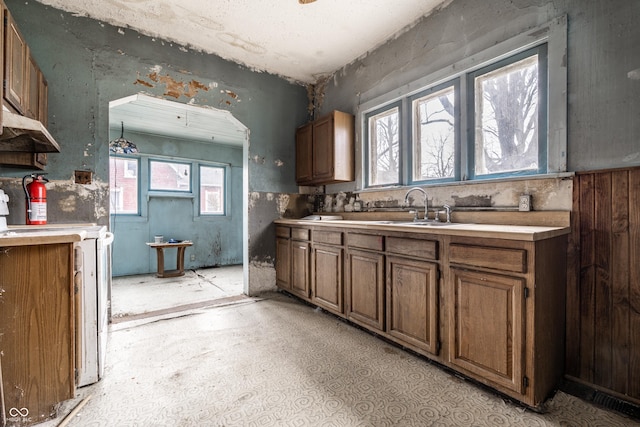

295,123,313,184
38,73,48,127
275,237,291,291
290,240,310,299
4,10,27,114
26,53,39,119
311,114,334,181
345,249,385,331
312,243,343,314
0,244,75,425
386,256,439,354
449,268,525,394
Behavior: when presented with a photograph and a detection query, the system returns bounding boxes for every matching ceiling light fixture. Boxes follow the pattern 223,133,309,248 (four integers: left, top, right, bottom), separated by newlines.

109,121,139,154
298,0,317,4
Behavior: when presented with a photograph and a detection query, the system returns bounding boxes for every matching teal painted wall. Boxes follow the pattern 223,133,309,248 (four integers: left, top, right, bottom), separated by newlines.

0,0,308,279
109,131,243,276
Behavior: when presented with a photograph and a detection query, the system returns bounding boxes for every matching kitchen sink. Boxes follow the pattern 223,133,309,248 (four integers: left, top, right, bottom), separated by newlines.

394,221,464,227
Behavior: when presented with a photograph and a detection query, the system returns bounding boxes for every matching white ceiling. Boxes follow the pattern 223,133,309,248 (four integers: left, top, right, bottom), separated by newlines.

109,94,248,146
36,0,449,84
37,0,450,146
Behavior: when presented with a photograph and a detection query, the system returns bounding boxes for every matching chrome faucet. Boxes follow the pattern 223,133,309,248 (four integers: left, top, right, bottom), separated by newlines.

403,187,428,221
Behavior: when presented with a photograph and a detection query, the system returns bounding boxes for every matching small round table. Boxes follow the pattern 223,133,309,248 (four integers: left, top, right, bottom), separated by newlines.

146,241,193,278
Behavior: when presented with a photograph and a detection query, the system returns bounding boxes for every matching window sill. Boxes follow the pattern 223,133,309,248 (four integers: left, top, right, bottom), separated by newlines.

356,172,574,194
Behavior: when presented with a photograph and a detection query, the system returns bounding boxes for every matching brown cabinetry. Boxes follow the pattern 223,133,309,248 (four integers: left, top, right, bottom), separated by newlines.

0,243,76,426
295,111,354,185
449,267,525,393
274,221,567,409
275,226,292,291
0,2,56,166
311,230,344,314
345,233,385,331
4,7,26,115
386,235,440,355
295,123,312,183
447,236,567,407
290,228,311,300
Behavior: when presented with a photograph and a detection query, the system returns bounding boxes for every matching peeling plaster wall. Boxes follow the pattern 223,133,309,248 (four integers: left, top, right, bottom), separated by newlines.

0,0,308,294
319,0,640,179
247,191,312,294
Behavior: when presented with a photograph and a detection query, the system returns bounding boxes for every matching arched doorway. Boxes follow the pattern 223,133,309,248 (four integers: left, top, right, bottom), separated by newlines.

108,93,249,317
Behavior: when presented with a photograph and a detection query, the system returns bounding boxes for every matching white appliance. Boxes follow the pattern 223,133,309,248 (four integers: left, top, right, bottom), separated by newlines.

76,225,114,387
0,189,9,232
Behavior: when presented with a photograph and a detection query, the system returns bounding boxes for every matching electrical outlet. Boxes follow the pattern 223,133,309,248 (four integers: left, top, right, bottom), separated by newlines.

190,254,196,261
75,170,92,185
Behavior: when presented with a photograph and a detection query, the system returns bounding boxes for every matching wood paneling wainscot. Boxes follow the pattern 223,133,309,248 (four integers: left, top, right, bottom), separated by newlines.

566,166,640,405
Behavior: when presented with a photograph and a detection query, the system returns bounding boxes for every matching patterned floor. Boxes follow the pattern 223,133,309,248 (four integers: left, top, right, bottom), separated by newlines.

41,293,635,427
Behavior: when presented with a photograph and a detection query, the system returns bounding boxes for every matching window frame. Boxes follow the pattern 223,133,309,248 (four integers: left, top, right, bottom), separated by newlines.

364,100,403,188
199,164,227,216
467,44,548,181
148,159,192,193
358,16,566,190
408,79,461,185
108,155,140,216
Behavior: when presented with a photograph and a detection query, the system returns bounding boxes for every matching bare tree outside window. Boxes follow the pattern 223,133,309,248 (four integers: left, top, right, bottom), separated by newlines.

368,107,400,186
474,54,539,175
413,86,455,180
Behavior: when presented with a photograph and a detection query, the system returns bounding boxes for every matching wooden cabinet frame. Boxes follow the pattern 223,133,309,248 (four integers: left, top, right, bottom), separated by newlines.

274,222,567,409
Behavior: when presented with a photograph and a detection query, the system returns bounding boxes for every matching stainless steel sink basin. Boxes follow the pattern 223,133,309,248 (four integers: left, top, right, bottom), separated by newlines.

368,220,465,227
395,221,463,227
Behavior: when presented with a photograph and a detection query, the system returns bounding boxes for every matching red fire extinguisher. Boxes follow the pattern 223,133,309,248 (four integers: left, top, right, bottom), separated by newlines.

23,173,49,225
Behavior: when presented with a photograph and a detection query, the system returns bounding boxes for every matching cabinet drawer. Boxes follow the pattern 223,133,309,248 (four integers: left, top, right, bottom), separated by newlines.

291,228,310,241
276,226,290,238
348,233,383,251
314,230,343,245
386,236,438,260
449,244,526,273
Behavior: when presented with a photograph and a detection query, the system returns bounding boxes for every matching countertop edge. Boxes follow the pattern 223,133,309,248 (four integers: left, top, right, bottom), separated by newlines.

274,219,570,241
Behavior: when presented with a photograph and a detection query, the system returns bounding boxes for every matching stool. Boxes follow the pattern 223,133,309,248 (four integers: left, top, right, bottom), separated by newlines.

146,241,193,278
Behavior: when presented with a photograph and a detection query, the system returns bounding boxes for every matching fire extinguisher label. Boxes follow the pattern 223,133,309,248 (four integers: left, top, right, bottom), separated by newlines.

29,201,47,222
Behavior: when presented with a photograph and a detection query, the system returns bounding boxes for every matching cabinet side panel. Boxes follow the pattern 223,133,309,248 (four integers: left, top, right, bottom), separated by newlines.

0,244,74,425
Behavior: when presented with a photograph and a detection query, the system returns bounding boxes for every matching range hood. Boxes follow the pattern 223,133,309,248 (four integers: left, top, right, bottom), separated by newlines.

0,110,60,153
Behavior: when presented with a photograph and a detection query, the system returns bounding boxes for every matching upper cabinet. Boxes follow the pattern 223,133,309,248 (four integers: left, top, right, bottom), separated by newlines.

0,2,58,167
295,110,354,185
4,8,26,115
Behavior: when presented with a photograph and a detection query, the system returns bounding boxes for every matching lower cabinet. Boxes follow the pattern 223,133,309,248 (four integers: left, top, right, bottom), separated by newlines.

449,268,525,393
0,243,76,426
290,239,310,299
274,222,567,409
386,256,440,355
275,227,292,291
311,243,343,314
345,248,385,331
311,230,344,315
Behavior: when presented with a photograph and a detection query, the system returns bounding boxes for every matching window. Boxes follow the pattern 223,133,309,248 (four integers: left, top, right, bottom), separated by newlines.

469,46,547,178
365,103,401,187
410,82,458,183
109,157,139,214
123,160,137,178
149,160,191,192
362,17,565,189
200,165,225,215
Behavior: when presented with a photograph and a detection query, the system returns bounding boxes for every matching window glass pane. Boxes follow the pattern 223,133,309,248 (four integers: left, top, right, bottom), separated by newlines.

412,86,455,180
109,157,138,214
149,160,191,192
200,166,225,215
474,54,539,176
368,107,400,186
